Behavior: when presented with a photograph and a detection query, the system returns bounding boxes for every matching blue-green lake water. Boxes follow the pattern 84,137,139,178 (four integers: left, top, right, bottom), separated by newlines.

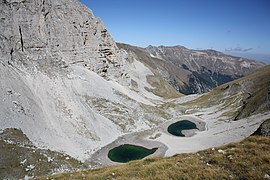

108,144,158,163
167,120,198,137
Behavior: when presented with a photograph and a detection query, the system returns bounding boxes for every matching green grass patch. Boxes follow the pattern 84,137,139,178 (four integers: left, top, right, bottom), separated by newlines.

39,135,270,180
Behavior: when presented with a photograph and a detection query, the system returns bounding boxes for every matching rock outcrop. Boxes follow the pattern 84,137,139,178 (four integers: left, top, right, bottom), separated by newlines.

0,0,125,80
253,119,270,136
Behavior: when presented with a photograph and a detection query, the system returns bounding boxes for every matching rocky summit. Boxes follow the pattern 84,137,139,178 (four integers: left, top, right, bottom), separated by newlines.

0,0,269,179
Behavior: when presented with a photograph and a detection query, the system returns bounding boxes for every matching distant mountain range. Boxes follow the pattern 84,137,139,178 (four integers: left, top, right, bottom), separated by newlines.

224,52,270,64
118,43,265,94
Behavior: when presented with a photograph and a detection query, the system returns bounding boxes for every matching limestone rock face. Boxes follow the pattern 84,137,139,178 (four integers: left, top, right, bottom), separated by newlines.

0,0,125,79
1,0,169,161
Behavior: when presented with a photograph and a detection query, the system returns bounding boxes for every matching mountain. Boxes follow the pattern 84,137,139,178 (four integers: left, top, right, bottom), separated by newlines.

0,0,179,168
0,0,269,179
0,0,124,80
117,43,265,94
41,65,270,180
185,65,270,120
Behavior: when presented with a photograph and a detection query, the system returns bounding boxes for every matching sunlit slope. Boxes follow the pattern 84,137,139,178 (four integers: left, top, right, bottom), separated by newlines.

39,135,270,180
185,65,270,120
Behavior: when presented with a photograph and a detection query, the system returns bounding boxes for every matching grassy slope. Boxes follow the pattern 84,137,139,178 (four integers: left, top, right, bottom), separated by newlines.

0,129,84,179
39,135,270,180
184,65,270,119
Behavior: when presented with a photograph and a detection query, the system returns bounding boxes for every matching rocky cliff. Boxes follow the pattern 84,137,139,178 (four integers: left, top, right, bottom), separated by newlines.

0,0,126,80
0,0,176,163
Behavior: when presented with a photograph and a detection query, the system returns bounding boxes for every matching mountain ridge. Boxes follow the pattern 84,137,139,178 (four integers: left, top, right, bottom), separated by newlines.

117,43,265,94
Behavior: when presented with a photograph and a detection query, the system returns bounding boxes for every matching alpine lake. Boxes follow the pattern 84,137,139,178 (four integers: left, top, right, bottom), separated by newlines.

108,120,199,163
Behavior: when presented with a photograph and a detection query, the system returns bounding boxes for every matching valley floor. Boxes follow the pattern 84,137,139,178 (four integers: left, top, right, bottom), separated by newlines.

88,107,270,167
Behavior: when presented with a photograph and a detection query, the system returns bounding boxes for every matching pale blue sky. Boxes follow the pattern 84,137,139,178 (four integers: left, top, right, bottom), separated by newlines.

80,0,270,63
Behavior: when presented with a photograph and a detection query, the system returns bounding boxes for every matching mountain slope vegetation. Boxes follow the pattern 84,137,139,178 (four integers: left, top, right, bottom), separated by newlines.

40,66,270,179
40,135,270,180
185,65,270,120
